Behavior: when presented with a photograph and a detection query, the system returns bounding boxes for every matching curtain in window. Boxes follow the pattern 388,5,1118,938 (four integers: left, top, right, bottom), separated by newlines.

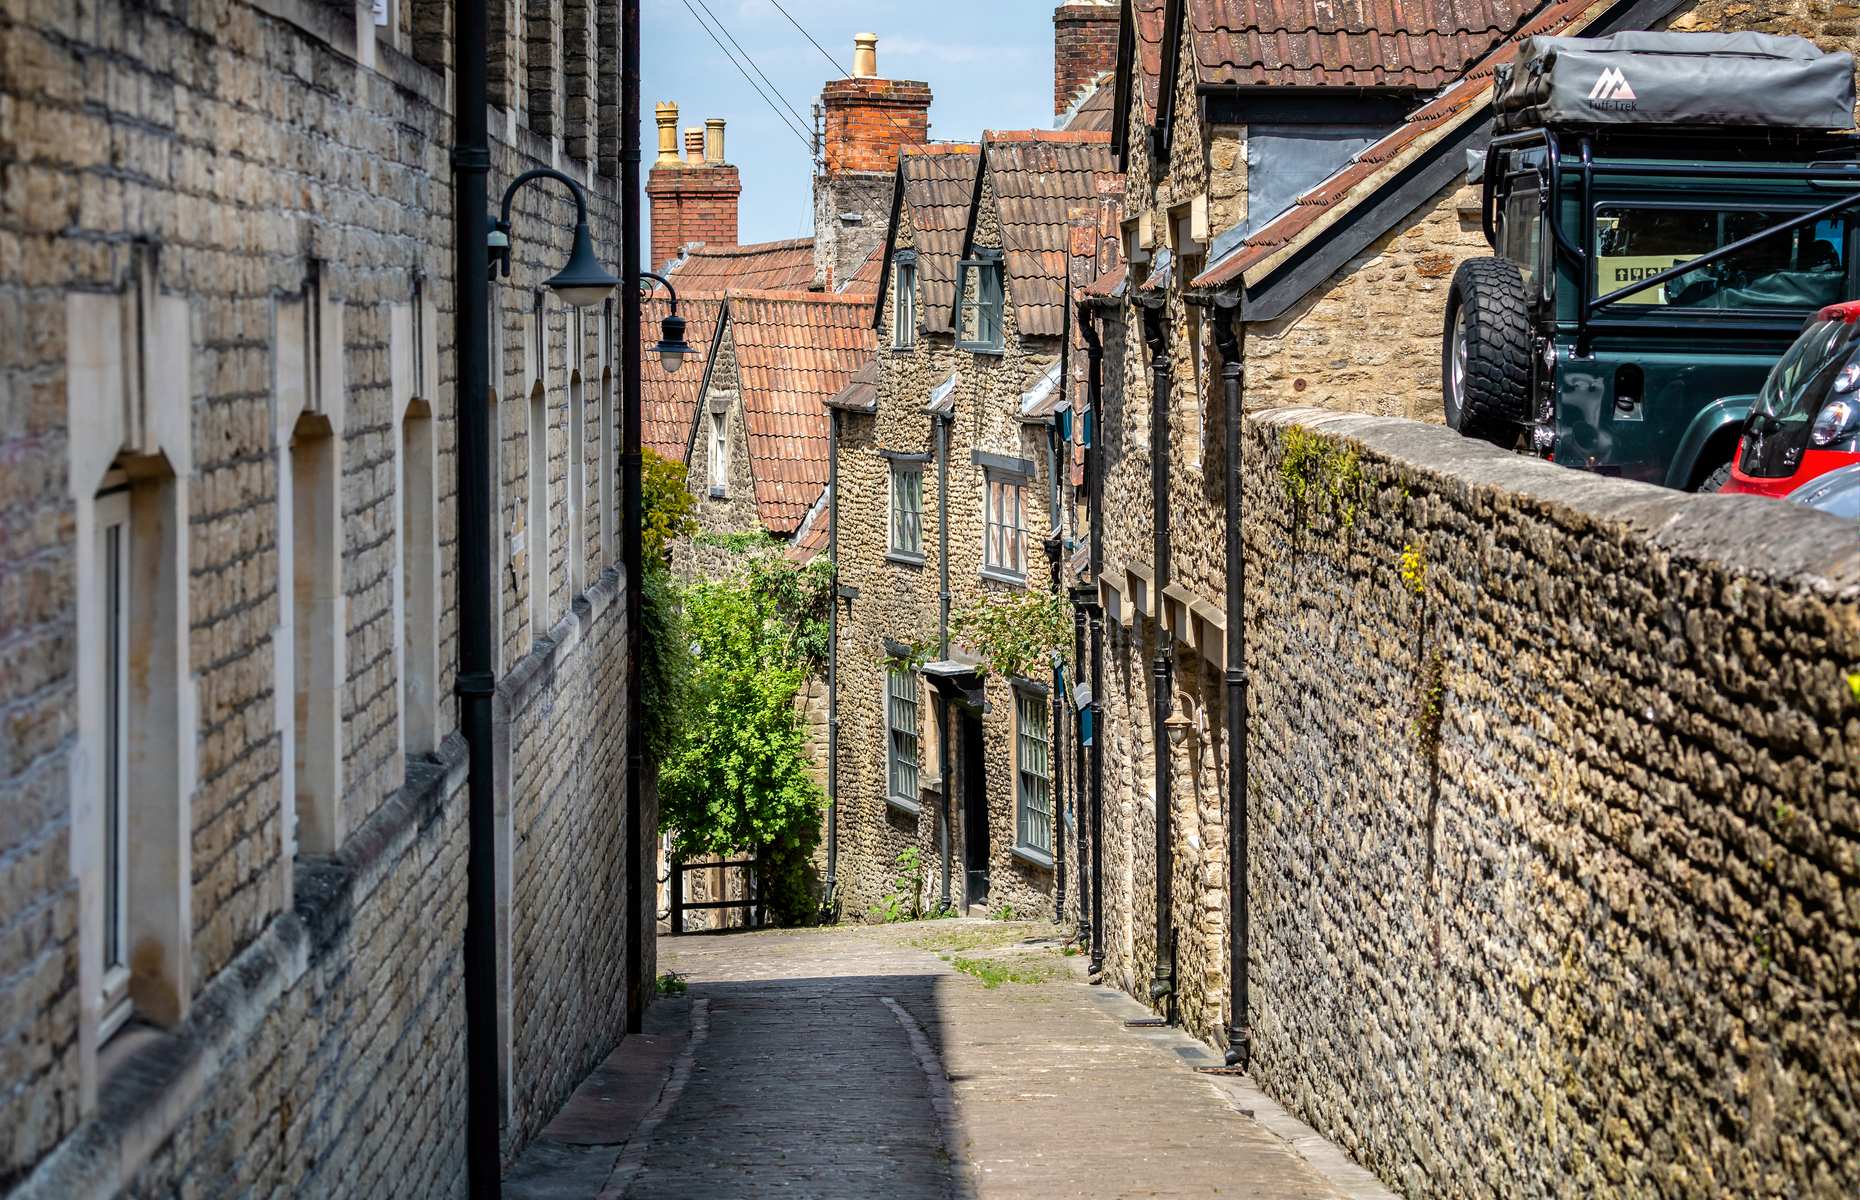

1016,693,1051,853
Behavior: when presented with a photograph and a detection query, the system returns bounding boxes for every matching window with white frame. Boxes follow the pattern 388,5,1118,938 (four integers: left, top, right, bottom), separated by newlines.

887,664,920,803
94,483,132,1040
1016,690,1052,855
709,410,728,494
956,253,1004,352
889,461,922,558
892,255,917,349
983,470,1028,579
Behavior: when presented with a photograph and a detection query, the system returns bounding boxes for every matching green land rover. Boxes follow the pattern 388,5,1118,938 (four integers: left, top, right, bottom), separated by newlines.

1443,32,1860,489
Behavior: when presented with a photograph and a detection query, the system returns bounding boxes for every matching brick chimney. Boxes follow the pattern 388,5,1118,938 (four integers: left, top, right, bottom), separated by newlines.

814,34,932,288
646,100,742,271
1054,2,1118,118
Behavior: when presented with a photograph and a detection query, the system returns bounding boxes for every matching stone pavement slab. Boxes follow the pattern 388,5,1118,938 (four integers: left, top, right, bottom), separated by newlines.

509,922,1388,1199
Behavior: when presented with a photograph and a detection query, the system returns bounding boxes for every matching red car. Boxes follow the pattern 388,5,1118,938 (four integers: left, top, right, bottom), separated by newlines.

1723,300,1860,496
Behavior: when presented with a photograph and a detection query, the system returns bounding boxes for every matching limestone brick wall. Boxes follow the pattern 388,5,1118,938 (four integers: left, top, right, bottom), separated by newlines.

0,0,645,1191
1243,179,1482,423
1236,407,1860,1197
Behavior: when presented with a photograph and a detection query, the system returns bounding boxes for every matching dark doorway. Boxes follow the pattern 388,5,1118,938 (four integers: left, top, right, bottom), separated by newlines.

961,709,988,908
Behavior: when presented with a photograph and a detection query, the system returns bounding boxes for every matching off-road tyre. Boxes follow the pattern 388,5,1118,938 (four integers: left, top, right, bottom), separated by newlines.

1696,461,1734,493
1443,257,1532,445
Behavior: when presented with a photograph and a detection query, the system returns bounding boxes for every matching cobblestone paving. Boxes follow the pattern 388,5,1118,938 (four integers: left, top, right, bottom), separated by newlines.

512,921,1379,1199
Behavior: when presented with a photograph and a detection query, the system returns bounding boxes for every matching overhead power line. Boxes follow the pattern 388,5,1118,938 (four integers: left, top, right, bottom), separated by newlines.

678,0,815,152
763,0,974,191
689,0,815,137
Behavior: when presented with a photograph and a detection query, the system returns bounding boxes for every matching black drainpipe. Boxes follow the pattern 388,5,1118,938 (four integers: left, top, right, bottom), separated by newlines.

1048,419,1066,924
1212,298,1249,1068
825,409,840,917
621,0,646,1038
452,0,500,1193
936,405,953,912
1078,303,1106,976
1141,299,1174,1015
1071,587,1088,944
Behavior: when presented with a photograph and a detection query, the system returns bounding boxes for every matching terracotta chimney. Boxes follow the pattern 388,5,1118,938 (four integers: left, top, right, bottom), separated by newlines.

654,101,680,165
647,105,742,270
814,34,933,288
819,35,932,176
852,32,878,78
1053,3,1118,118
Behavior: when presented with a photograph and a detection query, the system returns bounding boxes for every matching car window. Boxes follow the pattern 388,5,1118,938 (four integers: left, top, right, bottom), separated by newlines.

1503,186,1542,293
1592,206,1848,311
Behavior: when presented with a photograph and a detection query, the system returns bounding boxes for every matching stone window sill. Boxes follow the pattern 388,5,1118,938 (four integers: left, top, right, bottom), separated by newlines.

887,794,922,818
1011,844,1054,871
708,486,727,499
980,566,1027,589
886,550,925,568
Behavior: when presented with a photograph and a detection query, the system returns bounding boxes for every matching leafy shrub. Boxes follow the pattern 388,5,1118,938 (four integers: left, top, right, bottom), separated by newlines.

642,447,697,564
952,589,1072,680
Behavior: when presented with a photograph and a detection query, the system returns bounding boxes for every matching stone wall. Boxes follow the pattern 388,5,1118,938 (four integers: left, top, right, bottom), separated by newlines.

1237,408,1860,1197
0,0,647,1191
1243,179,1480,422
831,166,1074,924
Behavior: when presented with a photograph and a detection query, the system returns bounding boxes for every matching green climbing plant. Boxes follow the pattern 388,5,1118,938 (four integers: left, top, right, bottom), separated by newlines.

642,446,698,563
952,589,1072,680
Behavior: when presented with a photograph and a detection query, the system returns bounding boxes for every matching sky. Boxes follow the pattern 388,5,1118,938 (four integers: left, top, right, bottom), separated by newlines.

641,0,1061,247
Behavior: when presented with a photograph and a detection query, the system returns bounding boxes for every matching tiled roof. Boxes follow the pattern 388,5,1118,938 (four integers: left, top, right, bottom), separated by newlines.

825,359,879,413
1187,0,1544,89
1063,77,1116,132
1195,0,1593,290
898,145,981,335
728,291,877,534
979,130,1119,339
1133,0,1167,118
786,495,831,563
1083,260,1128,298
667,237,817,295
840,244,884,296
641,293,722,461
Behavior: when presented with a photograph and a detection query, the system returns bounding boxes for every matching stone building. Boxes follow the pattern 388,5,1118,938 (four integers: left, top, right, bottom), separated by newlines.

828,128,1120,922
0,1,651,1193
1076,0,1860,1192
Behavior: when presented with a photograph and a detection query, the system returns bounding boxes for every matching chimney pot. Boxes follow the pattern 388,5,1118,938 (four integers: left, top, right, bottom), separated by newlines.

654,101,680,165
852,32,878,78
684,127,704,165
704,118,726,165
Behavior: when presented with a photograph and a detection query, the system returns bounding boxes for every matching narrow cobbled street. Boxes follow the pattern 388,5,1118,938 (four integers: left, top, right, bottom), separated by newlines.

506,923,1391,1199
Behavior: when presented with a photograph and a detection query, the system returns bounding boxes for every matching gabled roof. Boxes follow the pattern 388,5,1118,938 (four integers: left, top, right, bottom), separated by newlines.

1193,0,1629,306
1111,0,1170,163
1062,76,1116,132
667,237,817,294
1186,0,1545,89
840,243,884,297
728,291,877,534
962,130,1118,340
875,144,982,336
642,294,723,462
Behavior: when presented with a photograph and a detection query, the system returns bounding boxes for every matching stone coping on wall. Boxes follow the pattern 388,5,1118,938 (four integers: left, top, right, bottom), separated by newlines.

1253,406,1860,593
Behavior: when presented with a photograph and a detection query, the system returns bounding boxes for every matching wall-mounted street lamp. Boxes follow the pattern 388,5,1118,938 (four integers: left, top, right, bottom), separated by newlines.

1163,707,1192,749
486,176,692,379
639,271,694,374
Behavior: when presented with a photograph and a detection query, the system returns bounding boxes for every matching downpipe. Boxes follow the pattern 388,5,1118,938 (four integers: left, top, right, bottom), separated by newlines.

1213,298,1250,1069
936,408,953,912
1047,423,1066,925
1141,300,1174,1017
1078,303,1106,977
451,1,500,1194
824,409,839,921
